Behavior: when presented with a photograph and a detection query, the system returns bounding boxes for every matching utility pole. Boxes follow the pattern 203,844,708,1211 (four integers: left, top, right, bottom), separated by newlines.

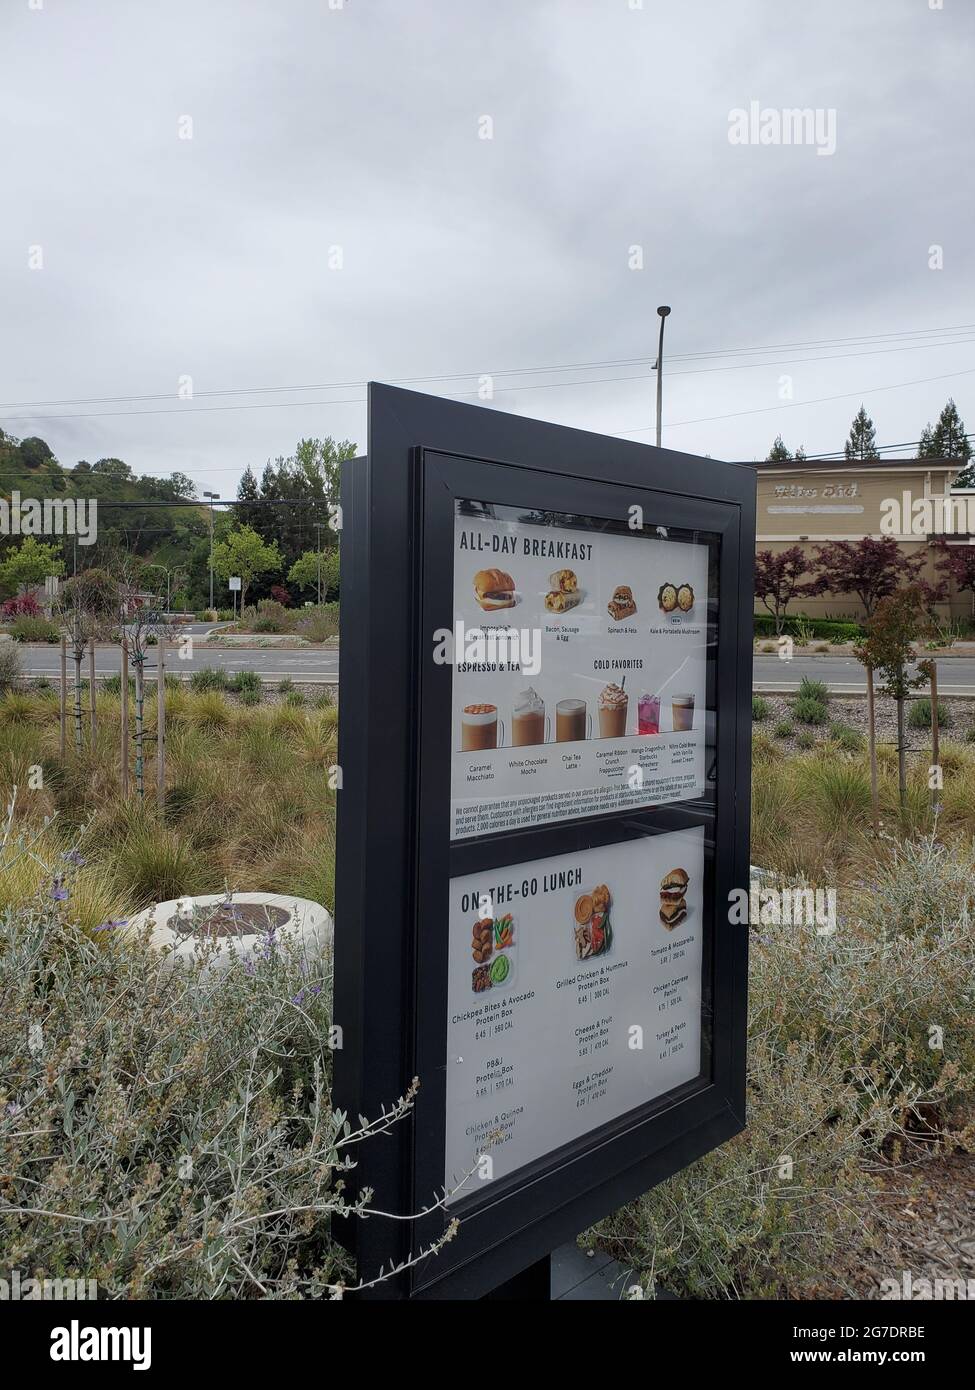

315,522,324,604
653,305,671,448
202,492,219,609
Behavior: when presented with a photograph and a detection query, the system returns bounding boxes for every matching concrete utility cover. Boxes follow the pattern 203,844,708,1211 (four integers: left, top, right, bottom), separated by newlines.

131,891,333,975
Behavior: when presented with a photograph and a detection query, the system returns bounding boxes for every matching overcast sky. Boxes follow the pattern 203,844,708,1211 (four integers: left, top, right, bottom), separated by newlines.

2,0,973,496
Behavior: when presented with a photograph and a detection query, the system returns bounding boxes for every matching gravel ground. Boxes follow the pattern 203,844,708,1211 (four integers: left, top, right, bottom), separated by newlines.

753,692,975,752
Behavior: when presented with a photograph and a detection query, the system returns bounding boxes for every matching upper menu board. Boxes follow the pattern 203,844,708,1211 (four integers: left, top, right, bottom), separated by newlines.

450,502,714,841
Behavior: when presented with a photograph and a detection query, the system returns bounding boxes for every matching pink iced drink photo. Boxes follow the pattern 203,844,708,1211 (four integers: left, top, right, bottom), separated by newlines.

638,692,660,735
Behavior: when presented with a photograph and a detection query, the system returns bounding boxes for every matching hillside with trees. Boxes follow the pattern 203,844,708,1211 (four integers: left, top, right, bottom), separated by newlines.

0,429,353,610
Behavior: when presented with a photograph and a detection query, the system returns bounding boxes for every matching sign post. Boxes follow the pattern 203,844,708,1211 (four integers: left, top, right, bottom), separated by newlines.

334,384,755,1299
229,575,240,620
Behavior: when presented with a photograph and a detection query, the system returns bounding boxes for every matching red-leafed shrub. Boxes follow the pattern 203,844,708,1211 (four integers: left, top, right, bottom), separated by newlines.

1,593,42,619
270,585,293,608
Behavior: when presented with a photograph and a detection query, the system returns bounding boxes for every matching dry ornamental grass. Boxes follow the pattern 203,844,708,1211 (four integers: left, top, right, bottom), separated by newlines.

0,687,338,926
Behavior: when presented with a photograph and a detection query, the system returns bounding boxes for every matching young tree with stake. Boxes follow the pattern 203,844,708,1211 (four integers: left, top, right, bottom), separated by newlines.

54,570,118,755
116,565,184,801
854,586,935,822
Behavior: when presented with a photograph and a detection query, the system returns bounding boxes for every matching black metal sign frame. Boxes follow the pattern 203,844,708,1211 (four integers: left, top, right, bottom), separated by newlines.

334,383,755,1299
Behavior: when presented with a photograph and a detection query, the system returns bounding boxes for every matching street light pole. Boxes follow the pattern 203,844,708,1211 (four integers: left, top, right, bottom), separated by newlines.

145,563,170,612
202,492,219,609
654,305,671,448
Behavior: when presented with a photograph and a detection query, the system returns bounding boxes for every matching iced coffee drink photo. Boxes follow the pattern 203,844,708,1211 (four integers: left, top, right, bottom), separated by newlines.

597,682,628,738
461,703,500,751
671,694,695,732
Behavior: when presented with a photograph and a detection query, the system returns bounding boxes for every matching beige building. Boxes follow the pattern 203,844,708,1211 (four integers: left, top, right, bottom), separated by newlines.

749,458,975,622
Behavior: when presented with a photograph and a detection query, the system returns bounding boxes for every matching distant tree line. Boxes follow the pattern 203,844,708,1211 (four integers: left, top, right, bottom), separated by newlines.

765,398,973,483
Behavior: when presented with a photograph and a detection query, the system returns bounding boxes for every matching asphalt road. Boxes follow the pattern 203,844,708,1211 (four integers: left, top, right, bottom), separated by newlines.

19,640,340,683
752,653,975,695
14,643,975,694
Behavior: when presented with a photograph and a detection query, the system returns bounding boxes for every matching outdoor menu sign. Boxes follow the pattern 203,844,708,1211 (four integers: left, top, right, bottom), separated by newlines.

334,384,755,1299
450,510,710,838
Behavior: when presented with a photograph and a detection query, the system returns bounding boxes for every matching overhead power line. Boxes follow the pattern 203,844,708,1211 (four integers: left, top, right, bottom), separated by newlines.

3,334,974,428
615,365,975,435
3,320,974,417
2,319,973,486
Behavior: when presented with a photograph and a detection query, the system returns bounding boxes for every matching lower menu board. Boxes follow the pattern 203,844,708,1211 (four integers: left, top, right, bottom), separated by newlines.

450,504,712,840
444,827,706,1204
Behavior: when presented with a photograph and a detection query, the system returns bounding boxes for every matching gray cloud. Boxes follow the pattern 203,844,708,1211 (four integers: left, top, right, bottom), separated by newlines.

1,0,973,493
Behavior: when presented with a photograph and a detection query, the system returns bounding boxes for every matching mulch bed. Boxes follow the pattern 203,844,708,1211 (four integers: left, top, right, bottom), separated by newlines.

817,1150,975,1299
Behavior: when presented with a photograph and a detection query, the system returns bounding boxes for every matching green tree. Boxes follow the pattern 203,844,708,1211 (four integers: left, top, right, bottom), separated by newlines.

930,398,971,460
920,400,974,485
92,457,134,481
234,465,263,533
212,525,282,607
245,437,356,583
766,435,791,462
844,405,879,461
168,472,197,499
917,423,936,458
0,537,65,595
288,548,340,601
18,437,56,469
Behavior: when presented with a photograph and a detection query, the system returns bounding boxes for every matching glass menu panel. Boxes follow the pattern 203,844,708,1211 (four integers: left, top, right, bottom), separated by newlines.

449,501,717,841
444,827,707,1203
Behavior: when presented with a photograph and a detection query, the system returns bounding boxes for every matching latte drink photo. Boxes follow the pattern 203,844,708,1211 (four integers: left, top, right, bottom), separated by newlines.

461,704,500,751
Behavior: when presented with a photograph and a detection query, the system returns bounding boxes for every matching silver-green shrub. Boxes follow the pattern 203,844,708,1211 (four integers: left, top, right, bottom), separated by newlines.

0,846,420,1299
596,837,975,1298
0,642,22,695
